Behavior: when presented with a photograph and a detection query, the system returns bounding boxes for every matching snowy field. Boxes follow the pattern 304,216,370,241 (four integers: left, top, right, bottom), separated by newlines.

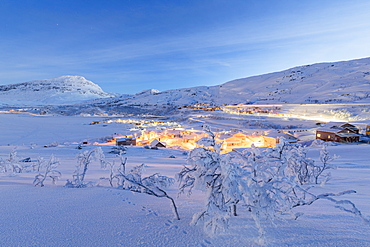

1,112,370,246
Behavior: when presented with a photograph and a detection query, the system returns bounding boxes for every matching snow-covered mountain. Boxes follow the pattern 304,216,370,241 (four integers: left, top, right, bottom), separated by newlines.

2,57,370,109
0,76,113,106
107,57,370,106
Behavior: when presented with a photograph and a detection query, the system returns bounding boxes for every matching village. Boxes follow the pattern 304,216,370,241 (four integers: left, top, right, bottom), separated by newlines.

221,104,282,115
94,117,370,154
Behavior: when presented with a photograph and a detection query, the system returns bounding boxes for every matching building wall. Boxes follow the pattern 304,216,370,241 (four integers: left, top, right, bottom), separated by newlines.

316,131,338,142
316,130,359,143
116,138,136,146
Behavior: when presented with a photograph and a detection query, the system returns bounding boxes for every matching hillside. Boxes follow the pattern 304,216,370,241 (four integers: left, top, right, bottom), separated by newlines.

1,57,370,110
0,76,113,106
107,57,370,106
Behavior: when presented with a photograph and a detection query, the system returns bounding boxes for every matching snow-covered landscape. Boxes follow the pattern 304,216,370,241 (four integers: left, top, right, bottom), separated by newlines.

1,57,370,246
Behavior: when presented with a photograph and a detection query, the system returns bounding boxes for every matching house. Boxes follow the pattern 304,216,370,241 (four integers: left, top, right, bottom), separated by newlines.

137,140,150,146
150,139,166,148
366,125,370,136
116,137,137,146
264,130,298,146
219,132,252,149
316,122,360,143
339,123,360,134
276,133,298,144
164,129,182,138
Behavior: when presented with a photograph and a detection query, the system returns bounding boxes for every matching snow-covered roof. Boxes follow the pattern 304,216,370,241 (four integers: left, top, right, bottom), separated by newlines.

317,126,357,134
165,129,182,135
324,122,347,127
116,137,136,141
150,139,166,147
316,127,339,133
336,133,361,137
264,130,296,139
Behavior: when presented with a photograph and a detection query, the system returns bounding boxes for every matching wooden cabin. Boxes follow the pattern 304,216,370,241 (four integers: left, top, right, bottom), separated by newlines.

150,139,166,148
116,137,137,146
316,122,360,143
264,130,298,146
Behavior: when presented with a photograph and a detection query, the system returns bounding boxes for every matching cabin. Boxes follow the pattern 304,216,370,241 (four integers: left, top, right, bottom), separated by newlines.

164,129,182,138
264,130,298,146
116,137,137,146
150,139,166,148
339,123,360,134
316,122,360,143
366,125,370,136
276,133,298,144
218,132,252,149
137,140,150,146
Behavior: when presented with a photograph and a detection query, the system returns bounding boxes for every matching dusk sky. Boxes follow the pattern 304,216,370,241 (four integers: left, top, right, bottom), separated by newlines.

1,0,370,94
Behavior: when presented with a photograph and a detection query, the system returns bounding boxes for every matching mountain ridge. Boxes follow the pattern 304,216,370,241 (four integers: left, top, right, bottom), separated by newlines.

0,75,114,106
1,57,370,108
97,56,370,107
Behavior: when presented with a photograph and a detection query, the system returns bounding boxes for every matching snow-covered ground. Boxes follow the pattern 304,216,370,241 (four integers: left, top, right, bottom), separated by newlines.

1,112,370,246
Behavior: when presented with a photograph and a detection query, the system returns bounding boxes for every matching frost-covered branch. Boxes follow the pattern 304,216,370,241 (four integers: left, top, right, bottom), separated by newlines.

118,170,180,220
34,155,61,187
65,147,105,188
312,143,337,184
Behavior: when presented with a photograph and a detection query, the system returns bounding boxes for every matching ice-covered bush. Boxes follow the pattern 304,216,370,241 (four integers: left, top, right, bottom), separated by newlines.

65,147,105,188
114,160,179,220
312,143,337,184
0,150,23,174
33,155,62,186
66,148,179,219
177,126,368,244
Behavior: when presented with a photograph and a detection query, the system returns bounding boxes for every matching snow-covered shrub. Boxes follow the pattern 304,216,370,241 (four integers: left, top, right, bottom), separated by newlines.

65,147,105,188
0,150,23,174
33,155,62,186
142,173,175,189
281,141,316,185
112,158,179,219
108,145,127,155
310,139,325,147
177,126,368,243
178,125,234,234
91,151,179,219
312,143,337,184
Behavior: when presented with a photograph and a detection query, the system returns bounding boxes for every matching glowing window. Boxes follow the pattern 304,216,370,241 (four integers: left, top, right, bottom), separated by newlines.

317,133,321,137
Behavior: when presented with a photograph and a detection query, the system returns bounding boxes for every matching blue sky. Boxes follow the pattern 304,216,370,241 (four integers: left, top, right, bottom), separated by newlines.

1,0,370,94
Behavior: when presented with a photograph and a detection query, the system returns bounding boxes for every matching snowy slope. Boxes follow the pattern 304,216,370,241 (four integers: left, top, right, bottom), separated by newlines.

2,57,370,109
0,76,113,106
111,57,370,106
